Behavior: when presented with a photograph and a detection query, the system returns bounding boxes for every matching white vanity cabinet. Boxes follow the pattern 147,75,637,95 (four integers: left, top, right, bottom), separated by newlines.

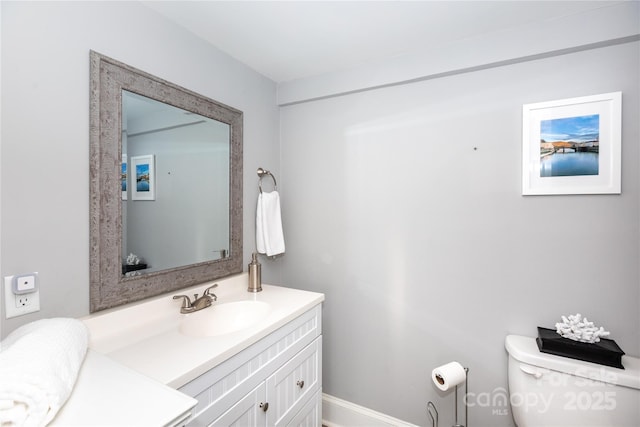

179,304,322,427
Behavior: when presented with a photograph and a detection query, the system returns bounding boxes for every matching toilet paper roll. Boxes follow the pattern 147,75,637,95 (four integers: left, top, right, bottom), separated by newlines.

432,361,466,391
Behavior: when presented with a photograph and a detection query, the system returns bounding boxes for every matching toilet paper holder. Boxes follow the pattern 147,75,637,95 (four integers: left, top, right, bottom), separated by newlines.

453,367,468,427
432,365,469,427
450,367,469,427
427,401,438,427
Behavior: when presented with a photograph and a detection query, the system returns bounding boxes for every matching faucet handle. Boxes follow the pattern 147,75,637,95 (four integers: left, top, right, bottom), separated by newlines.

204,284,218,301
173,295,192,309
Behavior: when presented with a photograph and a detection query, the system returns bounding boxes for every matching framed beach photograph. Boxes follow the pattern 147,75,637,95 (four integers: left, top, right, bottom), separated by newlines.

522,92,621,195
121,154,128,200
130,154,155,201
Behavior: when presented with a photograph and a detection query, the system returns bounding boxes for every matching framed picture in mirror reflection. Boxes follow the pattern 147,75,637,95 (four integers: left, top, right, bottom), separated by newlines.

130,154,155,201
121,154,128,200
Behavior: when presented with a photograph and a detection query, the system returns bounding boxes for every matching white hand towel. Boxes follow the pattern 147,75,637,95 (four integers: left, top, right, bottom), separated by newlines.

256,190,285,256
0,318,89,427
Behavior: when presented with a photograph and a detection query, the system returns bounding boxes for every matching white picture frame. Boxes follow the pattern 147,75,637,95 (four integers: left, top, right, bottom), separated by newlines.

130,154,155,201
522,92,621,195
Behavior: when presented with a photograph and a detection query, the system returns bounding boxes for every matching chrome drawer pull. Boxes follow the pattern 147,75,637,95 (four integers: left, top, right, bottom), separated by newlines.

296,380,305,389
259,402,269,412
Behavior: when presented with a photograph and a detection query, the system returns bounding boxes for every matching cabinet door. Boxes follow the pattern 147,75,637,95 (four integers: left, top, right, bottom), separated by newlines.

286,389,321,427
210,382,267,427
266,337,321,427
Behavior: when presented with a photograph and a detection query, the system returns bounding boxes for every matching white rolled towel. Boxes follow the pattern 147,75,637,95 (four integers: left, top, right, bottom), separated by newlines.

0,318,89,427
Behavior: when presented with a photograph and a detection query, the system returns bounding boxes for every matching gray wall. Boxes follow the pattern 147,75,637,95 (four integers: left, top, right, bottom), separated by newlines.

0,1,281,334
125,122,230,272
279,41,639,426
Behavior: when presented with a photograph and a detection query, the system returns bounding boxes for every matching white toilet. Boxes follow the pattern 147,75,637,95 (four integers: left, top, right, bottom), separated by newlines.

505,335,640,426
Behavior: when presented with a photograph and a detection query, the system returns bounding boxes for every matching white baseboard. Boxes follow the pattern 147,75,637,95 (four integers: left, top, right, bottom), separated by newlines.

322,393,419,427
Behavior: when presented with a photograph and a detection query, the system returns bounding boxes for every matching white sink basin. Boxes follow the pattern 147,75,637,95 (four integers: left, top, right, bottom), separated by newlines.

179,301,272,337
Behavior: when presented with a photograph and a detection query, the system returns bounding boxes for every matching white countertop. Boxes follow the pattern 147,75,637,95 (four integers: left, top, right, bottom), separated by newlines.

39,274,324,426
83,273,325,388
51,350,196,426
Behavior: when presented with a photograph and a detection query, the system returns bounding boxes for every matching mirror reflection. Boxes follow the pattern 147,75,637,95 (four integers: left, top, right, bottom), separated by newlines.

121,91,230,275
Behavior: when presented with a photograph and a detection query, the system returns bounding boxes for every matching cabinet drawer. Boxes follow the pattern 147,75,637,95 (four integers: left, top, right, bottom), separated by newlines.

267,337,322,427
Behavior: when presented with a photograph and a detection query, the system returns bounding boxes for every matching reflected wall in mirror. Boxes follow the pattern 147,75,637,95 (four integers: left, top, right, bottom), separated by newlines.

122,91,231,273
90,51,243,312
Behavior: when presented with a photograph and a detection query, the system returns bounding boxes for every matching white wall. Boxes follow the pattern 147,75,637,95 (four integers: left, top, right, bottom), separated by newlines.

280,41,639,426
0,1,280,334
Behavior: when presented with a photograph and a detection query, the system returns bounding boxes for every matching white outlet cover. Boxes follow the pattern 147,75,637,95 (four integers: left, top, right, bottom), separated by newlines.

4,276,40,319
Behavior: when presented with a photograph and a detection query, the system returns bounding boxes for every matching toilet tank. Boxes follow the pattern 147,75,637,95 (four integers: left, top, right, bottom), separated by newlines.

505,335,640,427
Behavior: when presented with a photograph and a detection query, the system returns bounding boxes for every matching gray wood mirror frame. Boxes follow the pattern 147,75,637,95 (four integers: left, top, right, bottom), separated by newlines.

89,51,243,312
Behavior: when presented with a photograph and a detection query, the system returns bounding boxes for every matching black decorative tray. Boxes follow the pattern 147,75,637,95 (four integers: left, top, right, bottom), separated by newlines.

536,327,625,369
122,263,147,274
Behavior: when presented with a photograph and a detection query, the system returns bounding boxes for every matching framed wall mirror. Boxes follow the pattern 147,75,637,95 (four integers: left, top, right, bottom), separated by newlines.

90,51,243,312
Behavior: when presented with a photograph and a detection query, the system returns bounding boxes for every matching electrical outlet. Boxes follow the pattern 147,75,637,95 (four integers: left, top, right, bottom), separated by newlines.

16,294,33,308
4,276,40,318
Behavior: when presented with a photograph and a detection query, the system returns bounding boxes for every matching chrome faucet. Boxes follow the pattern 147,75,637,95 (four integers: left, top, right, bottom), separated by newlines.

173,284,218,314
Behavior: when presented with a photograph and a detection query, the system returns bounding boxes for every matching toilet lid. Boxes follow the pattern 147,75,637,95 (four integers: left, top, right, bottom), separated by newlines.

506,335,640,390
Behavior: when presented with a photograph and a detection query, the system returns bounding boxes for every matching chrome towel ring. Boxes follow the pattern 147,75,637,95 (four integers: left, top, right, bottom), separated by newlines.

257,167,277,193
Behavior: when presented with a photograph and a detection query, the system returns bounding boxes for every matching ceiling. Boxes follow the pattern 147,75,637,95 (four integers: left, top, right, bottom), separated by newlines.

143,1,622,83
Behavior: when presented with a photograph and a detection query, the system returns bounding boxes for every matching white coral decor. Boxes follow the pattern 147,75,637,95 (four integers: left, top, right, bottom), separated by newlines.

555,313,610,343
126,253,140,265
